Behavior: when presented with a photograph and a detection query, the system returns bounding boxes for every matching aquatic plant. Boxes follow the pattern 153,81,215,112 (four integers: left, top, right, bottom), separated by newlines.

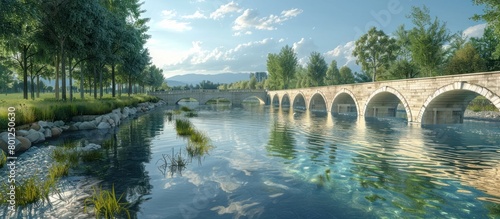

175,119,194,136
186,131,213,157
84,185,131,219
81,150,104,162
0,150,6,168
0,175,50,206
180,106,192,112
48,163,70,180
63,140,79,149
185,111,198,118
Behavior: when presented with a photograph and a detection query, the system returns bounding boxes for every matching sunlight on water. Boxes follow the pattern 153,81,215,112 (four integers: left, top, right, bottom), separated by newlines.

1,105,500,218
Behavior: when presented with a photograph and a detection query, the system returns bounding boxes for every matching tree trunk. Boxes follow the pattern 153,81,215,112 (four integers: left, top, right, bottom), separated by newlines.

80,61,84,100
128,75,132,96
99,64,103,99
93,64,97,99
61,40,67,101
30,58,34,100
55,54,60,99
68,55,73,102
36,75,40,98
22,46,28,100
111,63,116,97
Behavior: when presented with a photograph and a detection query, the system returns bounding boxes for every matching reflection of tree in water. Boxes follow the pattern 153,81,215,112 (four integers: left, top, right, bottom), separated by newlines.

266,121,296,160
83,111,165,217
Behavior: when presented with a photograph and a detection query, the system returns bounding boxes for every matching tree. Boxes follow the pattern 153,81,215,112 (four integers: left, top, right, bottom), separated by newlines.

325,60,341,85
306,52,327,87
338,66,355,84
470,26,500,71
407,6,451,77
354,71,372,83
352,27,398,82
473,0,500,57
266,45,298,90
445,43,487,75
248,75,257,89
0,62,14,93
384,59,419,80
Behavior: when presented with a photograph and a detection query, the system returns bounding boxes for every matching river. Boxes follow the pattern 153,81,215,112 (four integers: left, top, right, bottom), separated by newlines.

1,104,500,218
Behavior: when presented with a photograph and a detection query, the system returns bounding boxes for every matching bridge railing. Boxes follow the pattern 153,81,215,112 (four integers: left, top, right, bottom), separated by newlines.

148,89,267,95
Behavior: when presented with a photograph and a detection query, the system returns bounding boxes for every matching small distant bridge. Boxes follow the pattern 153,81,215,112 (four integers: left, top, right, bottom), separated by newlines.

149,89,268,106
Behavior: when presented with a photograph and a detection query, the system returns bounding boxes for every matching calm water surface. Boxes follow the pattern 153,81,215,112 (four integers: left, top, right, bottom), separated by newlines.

2,104,500,218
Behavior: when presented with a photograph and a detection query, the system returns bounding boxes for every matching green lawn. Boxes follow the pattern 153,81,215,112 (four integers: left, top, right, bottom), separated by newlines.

0,92,160,130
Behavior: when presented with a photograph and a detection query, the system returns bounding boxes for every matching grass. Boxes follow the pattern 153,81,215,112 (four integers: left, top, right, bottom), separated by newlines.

186,131,213,157
81,150,104,162
84,185,130,219
175,119,194,136
180,106,192,112
0,174,54,206
0,150,6,168
48,163,70,180
0,93,160,131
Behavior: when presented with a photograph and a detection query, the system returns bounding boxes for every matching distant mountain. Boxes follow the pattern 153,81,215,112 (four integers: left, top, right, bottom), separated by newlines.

165,73,252,86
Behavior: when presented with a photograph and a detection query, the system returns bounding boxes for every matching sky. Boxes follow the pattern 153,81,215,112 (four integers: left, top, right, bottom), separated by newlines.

141,0,488,78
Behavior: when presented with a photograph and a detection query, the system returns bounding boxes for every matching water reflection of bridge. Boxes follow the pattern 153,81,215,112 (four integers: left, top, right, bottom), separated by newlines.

149,89,268,106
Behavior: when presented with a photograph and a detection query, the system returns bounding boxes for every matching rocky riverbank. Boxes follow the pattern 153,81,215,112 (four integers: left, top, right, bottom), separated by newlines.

0,100,165,153
464,109,500,122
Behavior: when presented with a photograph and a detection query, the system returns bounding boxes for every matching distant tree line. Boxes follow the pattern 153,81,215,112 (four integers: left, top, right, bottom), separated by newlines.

0,0,165,99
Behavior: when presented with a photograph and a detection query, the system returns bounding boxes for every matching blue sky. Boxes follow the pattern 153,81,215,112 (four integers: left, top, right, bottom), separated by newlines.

142,0,487,78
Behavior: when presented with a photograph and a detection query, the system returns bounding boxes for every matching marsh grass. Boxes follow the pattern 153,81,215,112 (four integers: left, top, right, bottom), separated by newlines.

0,94,160,130
0,174,51,206
185,111,198,118
84,185,131,219
0,150,6,168
180,106,192,112
48,163,70,180
187,131,213,157
81,150,104,162
175,119,194,136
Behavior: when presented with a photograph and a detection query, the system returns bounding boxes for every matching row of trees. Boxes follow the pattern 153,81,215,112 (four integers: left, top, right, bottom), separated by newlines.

263,5,500,90
353,6,500,82
0,0,165,99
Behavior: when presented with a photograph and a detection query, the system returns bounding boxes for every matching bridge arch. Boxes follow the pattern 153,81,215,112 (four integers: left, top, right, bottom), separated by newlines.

271,93,280,106
364,86,412,122
418,82,500,124
331,88,360,116
292,92,307,110
175,97,200,105
281,93,291,107
308,90,328,111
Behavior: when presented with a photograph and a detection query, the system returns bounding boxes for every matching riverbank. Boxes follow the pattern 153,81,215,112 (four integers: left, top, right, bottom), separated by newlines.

0,100,166,154
464,109,500,122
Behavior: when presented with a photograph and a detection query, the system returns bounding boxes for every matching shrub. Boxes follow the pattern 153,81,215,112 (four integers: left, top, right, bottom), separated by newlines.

85,185,130,219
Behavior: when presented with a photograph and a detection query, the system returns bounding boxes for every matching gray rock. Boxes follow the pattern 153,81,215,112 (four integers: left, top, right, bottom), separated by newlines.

16,130,29,137
79,121,96,130
44,128,52,138
16,136,31,152
60,125,70,131
31,123,41,131
110,113,120,126
38,121,49,128
51,127,62,137
67,125,79,131
47,122,54,128
94,116,103,124
54,120,65,127
97,122,111,129
74,122,82,128
25,129,42,143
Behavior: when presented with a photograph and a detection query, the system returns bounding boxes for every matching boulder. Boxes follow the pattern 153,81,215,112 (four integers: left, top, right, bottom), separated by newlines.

102,115,111,122
15,136,31,152
38,121,49,128
47,122,54,128
16,130,29,137
31,123,41,131
77,143,101,152
110,113,120,126
54,120,65,127
67,125,79,131
74,122,82,128
107,119,115,127
60,125,70,131
26,129,42,143
0,132,8,143
51,127,62,137
44,128,52,138
94,116,103,124
97,122,111,129
78,121,96,130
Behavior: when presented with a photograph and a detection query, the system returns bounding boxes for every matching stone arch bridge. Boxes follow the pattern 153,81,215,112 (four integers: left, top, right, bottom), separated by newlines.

149,89,268,106
268,71,500,124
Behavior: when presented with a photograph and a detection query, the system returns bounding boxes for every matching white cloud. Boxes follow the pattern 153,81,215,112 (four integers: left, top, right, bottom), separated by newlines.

233,8,303,35
324,41,359,71
210,1,241,20
462,23,487,39
292,38,318,66
162,38,284,75
182,10,207,19
158,10,192,32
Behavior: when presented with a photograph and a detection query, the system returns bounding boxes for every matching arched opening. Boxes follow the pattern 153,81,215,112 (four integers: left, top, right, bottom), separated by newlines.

272,94,280,106
293,93,306,110
309,93,327,112
331,91,358,117
419,83,500,124
282,94,291,107
364,87,410,121
205,97,231,105
176,97,200,106
266,94,272,105
242,96,265,105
